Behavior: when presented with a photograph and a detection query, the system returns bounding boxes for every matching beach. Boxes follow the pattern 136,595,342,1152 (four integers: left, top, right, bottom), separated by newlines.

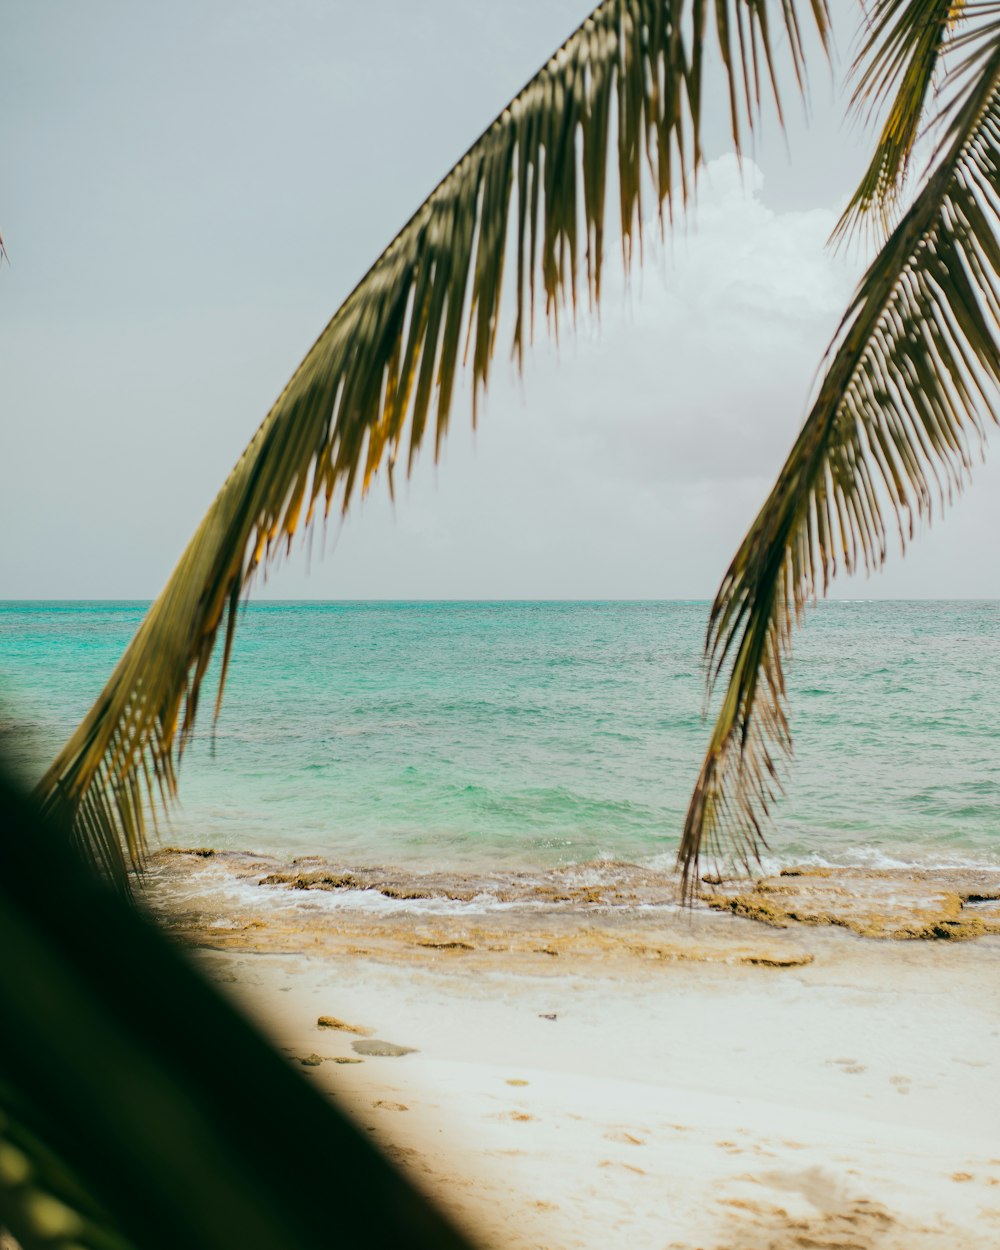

147,851,1000,1249
6,599,1000,1244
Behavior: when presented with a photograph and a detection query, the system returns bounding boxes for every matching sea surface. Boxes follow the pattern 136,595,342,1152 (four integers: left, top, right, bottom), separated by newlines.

1,600,998,875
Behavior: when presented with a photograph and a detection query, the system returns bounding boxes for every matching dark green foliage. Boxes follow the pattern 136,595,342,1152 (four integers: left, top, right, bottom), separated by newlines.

0,769,475,1250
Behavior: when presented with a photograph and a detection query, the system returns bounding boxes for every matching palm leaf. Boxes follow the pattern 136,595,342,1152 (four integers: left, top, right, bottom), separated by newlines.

680,17,1000,893
834,0,967,243
37,0,828,884
0,766,475,1250
0,1086,137,1250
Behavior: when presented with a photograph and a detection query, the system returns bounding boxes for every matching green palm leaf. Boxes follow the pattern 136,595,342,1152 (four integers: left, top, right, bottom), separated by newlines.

834,0,967,243
37,0,827,884
680,13,1000,892
0,766,474,1250
0,1087,135,1250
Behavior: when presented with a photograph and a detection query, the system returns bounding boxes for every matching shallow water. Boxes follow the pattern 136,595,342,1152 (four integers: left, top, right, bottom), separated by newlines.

1,600,998,872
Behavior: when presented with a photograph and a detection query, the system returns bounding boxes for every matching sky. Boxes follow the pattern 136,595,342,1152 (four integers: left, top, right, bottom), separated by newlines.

3,0,999,600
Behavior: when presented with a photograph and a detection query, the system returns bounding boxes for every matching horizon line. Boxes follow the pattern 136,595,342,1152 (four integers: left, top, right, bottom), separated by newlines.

3,597,999,605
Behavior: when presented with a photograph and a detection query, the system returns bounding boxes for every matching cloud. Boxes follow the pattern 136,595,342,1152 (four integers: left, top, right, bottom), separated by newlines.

260,156,864,599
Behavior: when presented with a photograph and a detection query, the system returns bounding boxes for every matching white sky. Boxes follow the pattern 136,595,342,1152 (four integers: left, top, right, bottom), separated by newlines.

3,0,999,600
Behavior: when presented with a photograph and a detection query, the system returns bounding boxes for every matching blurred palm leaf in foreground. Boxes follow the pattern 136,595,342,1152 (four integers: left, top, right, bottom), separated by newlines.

32,0,827,886
0,766,475,1250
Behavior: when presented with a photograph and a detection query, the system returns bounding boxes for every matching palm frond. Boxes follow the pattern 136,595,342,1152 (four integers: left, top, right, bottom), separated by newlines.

0,1087,135,1250
0,767,474,1250
834,0,967,244
834,0,1000,244
38,0,828,884
680,21,1000,894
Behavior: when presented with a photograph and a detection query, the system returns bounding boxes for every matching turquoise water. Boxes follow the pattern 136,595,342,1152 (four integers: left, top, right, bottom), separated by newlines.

1,600,997,871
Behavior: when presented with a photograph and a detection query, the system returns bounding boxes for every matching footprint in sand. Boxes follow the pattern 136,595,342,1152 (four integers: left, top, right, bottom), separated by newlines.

829,1057,867,1074
721,1166,895,1245
372,1100,409,1112
603,1131,645,1146
889,1074,911,1094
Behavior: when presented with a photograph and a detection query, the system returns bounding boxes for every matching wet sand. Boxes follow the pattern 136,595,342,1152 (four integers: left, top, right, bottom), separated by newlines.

147,851,1000,1249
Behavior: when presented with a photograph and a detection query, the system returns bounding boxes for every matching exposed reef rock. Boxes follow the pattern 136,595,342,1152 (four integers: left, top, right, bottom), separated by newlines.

702,866,1000,941
142,850,1000,976
255,859,671,908
316,1015,374,1036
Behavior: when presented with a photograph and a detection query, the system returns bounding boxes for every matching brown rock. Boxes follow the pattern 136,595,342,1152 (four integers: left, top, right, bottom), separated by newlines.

316,1015,374,1036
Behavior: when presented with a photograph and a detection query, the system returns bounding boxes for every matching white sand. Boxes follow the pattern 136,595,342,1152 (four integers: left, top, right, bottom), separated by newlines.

196,926,1000,1249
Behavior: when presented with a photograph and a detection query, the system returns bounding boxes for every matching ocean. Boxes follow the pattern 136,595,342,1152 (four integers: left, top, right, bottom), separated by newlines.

1,600,998,874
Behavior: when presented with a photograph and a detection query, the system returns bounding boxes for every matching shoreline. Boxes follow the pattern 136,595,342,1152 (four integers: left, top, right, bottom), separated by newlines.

146,852,1000,1248
148,848,1000,945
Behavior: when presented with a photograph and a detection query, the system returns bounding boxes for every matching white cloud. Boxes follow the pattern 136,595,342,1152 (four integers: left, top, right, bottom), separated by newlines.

259,155,868,599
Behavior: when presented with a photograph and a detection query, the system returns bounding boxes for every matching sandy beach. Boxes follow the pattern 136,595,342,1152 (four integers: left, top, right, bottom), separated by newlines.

147,852,1000,1249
